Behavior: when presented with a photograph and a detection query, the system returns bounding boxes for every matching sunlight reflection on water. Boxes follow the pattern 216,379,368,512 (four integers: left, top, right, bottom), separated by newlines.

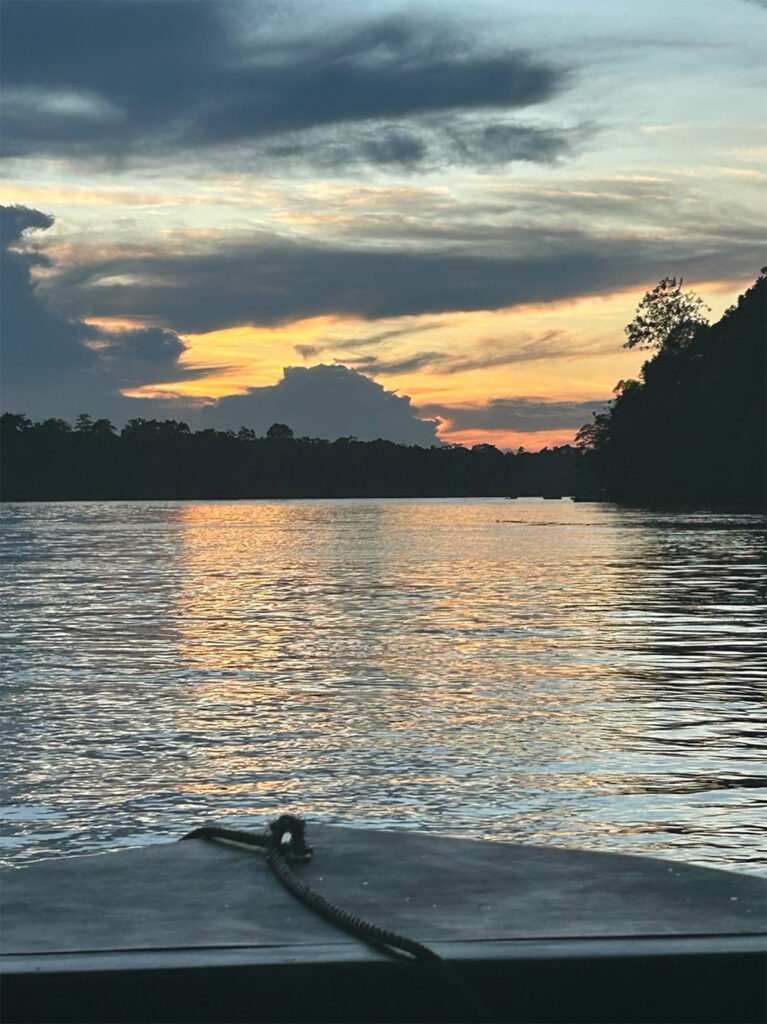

1,498,765,874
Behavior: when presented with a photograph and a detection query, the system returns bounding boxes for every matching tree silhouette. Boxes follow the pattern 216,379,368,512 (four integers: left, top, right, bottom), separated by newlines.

74,412,94,433
266,422,294,440
579,273,765,505
0,413,32,435
92,418,117,437
624,277,710,352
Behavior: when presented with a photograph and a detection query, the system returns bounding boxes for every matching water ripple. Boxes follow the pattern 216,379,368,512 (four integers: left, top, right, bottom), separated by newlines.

1,498,765,875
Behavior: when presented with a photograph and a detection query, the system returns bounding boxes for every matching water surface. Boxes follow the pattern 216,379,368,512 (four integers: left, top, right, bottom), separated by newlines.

2,498,765,874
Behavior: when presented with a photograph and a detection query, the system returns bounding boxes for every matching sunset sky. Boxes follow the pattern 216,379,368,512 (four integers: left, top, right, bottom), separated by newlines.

1,0,765,449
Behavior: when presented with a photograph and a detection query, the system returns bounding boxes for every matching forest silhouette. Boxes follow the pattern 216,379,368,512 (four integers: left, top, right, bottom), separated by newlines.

577,272,765,507
1,274,764,506
0,413,582,500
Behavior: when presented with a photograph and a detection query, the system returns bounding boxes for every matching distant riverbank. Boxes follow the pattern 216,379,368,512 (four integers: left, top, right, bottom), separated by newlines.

0,417,587,501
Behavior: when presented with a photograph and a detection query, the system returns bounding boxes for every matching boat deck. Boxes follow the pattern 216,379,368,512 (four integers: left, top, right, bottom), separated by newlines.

2,824,765,1022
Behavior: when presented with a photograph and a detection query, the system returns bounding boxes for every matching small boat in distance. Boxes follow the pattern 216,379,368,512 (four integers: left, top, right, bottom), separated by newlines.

2,822,765,1023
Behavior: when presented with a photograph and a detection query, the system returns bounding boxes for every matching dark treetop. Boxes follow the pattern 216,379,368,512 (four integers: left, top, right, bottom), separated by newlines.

577,274,766,508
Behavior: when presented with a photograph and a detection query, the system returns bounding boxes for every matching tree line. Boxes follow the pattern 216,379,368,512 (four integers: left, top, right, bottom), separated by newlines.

3,272,763,506
577,272,765,507
0,414,585,500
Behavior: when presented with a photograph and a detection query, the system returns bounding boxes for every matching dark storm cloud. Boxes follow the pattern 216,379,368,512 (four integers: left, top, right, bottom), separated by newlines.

423,397,610,433
1,2,568,164
91,326,202,388
200,364,440,446
0,205,200,418
41,228,764,334
1,204,55,243
1,204,95,386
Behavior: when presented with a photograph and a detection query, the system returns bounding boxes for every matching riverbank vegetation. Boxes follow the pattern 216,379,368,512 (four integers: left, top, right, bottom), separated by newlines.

577,273,765,507
0,415,582,500
2,274,763,506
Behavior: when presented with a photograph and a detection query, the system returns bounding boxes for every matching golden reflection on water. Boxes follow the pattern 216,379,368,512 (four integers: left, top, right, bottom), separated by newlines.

2,499,765,873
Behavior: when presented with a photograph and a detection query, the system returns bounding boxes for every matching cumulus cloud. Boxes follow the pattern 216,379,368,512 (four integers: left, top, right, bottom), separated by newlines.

423,397,610,433
1,3,569,168
0,205,197,419
200,363,440,445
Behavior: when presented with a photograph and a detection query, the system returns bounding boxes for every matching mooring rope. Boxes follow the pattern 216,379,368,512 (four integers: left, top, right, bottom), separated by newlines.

182,815,440,962
180,814,496,1021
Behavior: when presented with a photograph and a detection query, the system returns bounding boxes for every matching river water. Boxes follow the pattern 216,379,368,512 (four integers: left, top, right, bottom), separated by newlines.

1,498,765,875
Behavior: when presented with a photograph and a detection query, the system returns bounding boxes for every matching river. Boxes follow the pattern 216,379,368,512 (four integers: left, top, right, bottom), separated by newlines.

1,498,765,875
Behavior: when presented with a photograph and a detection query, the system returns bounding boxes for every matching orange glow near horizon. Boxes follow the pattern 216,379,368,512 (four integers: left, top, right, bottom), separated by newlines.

439,427,585,451
119,277,750,450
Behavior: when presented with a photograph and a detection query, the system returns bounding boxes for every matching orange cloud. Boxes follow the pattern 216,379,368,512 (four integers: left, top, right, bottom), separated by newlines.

83,316,150,331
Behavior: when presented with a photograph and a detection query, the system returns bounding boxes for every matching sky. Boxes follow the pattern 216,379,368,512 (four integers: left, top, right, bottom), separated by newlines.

1,0,765,449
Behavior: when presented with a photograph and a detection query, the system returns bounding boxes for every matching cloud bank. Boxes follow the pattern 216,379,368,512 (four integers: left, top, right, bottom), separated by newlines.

0,205,443,443
1,204,94,385
0,205,195,419
1,3,571,169
41,228,763,335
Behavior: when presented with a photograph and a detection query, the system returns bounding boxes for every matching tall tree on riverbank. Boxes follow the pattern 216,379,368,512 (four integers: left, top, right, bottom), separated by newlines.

578,273,766,506
622,276,710,353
